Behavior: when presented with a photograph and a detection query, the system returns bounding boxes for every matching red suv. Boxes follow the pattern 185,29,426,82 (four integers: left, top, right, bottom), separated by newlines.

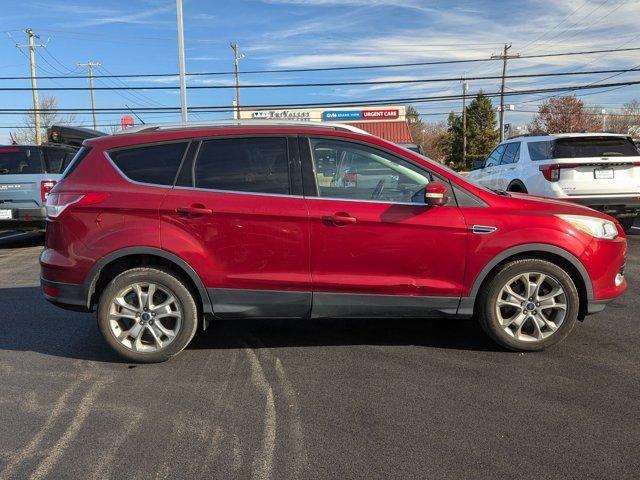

40,123,628,362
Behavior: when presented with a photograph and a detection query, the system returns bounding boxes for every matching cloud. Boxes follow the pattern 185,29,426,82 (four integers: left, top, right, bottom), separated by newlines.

44,2,175,28
256,0,433,11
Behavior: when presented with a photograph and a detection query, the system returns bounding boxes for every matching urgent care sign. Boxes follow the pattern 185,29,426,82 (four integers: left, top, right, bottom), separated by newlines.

361,109,400,120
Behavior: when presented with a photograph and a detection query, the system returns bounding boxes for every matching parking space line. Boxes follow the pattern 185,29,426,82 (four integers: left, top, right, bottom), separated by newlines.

0,232,28,240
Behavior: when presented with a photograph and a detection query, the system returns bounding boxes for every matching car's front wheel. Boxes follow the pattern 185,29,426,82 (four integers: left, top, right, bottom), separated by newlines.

477,259,579,351
97,267,199,363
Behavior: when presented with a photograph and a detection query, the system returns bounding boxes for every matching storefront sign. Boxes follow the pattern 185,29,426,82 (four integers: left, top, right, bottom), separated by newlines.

251,110,311,120
322,110,362,121
361,109,399,119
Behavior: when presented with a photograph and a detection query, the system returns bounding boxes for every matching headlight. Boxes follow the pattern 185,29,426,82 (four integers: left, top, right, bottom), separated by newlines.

556,214,618,239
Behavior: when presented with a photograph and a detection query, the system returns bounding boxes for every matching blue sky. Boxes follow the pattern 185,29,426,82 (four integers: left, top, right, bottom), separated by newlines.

1,0,639,142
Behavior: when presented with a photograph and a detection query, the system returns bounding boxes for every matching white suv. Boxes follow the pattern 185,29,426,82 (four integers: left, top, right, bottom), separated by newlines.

467,133,640,232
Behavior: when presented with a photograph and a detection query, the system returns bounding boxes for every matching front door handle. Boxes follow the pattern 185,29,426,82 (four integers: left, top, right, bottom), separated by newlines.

322,212,357,225
176,204,213,217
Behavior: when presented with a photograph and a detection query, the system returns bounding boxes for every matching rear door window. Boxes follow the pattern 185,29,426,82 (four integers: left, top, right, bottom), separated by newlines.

109,142,189,186
193,137,290,194
500,142,520,164
0,146,45,174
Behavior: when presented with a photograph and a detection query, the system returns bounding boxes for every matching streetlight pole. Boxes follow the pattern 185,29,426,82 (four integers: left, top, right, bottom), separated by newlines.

175,0,188,122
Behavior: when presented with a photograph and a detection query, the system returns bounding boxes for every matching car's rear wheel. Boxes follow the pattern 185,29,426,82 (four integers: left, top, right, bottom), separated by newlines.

477,259,579,351
619,216,636,233
97,267,199,363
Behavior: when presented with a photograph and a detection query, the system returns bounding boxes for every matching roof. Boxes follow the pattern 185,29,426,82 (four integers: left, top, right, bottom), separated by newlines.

113,120,372,136
347,120,413,144
511,132,632,141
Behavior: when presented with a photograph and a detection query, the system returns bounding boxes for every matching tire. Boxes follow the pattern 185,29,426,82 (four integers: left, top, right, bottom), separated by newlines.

507,181,527,193
619,216,636,234
477,258,579,352
97,266,199,363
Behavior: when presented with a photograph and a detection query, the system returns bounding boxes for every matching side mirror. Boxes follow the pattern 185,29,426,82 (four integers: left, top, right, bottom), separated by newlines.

472,160,484,170
425,181,448,206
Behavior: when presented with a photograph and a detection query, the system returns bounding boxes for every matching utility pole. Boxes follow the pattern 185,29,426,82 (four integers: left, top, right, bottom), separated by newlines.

175,0,188,122
78,61,100,130
230,42,243,119
18,29,46,144
601,109,607,132
492,43,520,141
461,79,469,168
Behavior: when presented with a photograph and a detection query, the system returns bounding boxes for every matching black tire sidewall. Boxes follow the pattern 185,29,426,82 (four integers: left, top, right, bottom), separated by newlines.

97,267,199,363
479,259,579,351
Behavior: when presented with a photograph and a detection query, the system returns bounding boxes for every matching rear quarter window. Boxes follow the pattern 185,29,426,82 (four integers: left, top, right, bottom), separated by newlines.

109,142,189,186
527,141,554,161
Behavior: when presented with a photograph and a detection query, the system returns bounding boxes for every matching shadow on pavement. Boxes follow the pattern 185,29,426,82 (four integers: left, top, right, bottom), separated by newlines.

0,285,499,363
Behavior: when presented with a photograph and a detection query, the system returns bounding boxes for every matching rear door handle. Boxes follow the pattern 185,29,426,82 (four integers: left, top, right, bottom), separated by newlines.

176,204,213,217
322,212,357,225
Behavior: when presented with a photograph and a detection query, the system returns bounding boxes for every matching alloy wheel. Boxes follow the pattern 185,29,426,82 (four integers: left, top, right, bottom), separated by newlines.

108,282,182,352
495,272,567,342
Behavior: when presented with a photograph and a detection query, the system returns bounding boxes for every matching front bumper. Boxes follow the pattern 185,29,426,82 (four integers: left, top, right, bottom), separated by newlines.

41,277,91,312
0,207,46,232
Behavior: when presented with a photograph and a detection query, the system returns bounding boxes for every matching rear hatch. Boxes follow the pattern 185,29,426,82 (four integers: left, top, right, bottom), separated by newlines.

549,136,640,196
0,145,48,207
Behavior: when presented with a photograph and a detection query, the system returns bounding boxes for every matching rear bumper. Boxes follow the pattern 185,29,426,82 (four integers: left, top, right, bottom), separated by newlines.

40,277,91,312
565,196,640,217
0,207,46,232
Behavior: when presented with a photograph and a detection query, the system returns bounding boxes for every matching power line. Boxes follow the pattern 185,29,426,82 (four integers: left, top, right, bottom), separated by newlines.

1,46,640,81
1,78,639,115
0,67,638,91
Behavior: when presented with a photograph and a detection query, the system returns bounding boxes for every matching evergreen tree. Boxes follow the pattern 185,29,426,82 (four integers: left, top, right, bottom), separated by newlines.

440,92,499,170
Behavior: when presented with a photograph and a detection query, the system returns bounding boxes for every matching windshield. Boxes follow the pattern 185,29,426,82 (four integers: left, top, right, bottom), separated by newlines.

0,146,44,175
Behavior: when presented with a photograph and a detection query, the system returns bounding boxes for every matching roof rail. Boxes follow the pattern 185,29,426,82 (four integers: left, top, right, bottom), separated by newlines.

112,119,373,136
507,133,550,139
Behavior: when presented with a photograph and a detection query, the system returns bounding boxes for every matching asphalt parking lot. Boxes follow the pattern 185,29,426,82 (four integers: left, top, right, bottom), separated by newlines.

0,225,639,480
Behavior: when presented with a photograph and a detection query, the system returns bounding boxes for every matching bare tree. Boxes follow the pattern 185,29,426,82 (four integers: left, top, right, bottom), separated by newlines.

529,96,602,134
406,105,447,162
10,96,77,144
605,99,640,135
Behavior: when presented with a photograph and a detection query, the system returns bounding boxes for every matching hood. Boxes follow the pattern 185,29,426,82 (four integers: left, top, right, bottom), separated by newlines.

495,191,616,221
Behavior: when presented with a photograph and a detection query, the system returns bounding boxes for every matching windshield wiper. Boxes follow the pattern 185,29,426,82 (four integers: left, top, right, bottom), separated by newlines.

491,189,510,196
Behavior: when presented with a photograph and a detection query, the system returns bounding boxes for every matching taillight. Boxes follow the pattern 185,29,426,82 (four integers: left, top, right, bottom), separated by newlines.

40,180,57,202
46,192,108,218
539,164,560,182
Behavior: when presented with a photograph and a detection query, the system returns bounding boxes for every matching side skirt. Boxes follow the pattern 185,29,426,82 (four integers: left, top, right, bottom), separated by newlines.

207,288,465,319
312,292,461,318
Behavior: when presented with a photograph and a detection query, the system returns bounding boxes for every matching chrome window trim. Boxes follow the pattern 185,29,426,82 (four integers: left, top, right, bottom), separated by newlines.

171,184,305,200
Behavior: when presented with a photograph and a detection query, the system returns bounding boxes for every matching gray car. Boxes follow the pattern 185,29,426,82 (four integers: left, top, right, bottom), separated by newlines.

0,144,77,232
